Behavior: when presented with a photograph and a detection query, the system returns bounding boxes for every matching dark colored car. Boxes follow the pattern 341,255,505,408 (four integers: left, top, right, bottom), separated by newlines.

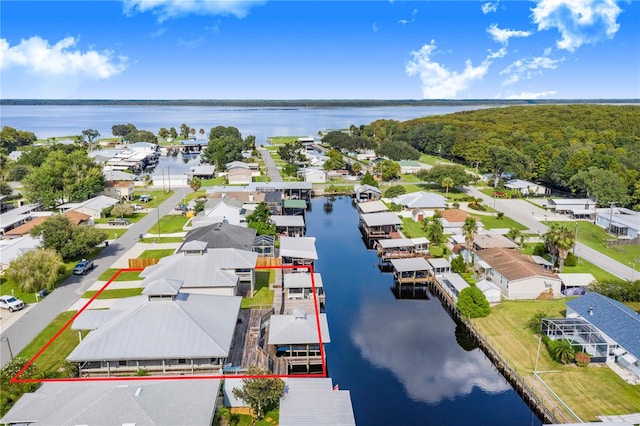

73,260,95,275
108,218,131,226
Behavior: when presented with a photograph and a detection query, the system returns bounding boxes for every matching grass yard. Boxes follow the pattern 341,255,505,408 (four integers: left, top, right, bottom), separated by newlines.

147,214,189,235
519,245,619,282
140,236,185,243
138,249,176,259
201,177,225,187
97,269,143,281
547,221,640,266
136,190,174,208
94,212,145,225
400,217,426,238
241,270,274,308
267,136,300,145
81,288,143,299
223,410,279,426
473,300,640,421
471,214,528,231
17,311,82,377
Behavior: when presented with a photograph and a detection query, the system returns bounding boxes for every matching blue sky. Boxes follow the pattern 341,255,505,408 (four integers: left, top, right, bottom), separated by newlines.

1,1,638,99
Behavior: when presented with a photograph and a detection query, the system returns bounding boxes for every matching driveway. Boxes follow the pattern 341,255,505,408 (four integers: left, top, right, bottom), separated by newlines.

463,186,636,281
0,188,190,365
259,147,283,182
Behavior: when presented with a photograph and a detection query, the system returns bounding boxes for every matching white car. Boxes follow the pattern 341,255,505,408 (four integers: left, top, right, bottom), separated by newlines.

0,295,26,312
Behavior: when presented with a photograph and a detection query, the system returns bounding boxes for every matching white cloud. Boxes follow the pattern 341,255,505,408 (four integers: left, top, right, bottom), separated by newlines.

372,22,378,33
405,41,506,99
398,8,418,25
482,2,499,14
500,55,564,85
505,90,558,99
531,0,621,52
0,36,128,79
487,23,532,45
123,0,266,22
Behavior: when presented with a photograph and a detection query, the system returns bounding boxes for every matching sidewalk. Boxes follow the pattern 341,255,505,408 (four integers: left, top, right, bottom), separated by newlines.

109,241,183,268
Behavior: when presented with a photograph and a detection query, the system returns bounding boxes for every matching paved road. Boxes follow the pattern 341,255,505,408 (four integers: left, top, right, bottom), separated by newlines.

259,147,283,182
463,186,636,281
0,188,189,365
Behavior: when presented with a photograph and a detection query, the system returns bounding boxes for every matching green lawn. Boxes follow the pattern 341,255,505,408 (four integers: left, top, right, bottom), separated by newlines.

241,270,274,308
147,214,189,234
136,189,174,208
547,221,640,266
17,311,82,376
418,154,457,166
94,212,145,225
140,236,185,243
400,217,426,238
81,288,143,299
471,214,528,230
267,136,300,145
201,177,225,187
473,300,640,421
138,249,176,259
97,269,143,281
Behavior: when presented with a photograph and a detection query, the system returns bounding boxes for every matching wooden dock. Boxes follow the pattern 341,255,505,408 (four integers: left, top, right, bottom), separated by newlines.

227,308,274,372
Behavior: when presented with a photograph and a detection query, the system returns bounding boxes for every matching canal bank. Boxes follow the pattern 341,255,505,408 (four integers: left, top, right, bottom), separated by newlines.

306,196,541,426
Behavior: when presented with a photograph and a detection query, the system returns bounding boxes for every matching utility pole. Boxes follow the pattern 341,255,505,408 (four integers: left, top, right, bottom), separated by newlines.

167,167,171,192
1,336,14,361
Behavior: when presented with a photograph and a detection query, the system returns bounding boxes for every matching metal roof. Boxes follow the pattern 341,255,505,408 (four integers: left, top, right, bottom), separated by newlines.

284,273,323,289
428,258,451,268
280,236,318,260
557,273,596,287
441,273,469,293
391,191,447,209
71,309,121,331
390,257,432,272
268,310,331,345
272,215,305,227
354,184,381,195
567,292,640,359
376,238,415,248
531,255,552,267
360,212,402,227
0,380,219,426
0,204,41,229
356,200,388,214
142,278,184,296
68,293,241,361
279,378,355,426
283,199,308,209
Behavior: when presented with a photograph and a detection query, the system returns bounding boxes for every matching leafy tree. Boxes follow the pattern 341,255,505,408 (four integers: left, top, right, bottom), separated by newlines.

1,357,41,416
457,286,491,318
351,162,362,175
451,254,466,273
22,149,105,208
112,123,137,140
488,146,528,188
16,146,49,168
127,130,158,143
589,279,640,302
202,126,252,169
564,251,578,267
277,141,304,165
423,212,445,245
111,203,134,218
461,217,478,265
232,367,285,421
190,176,202,192
441,177,454,195
194,199,206,215
322,131,356,152
158,127,170,140
179,123,191,139
0,181,12,196
374,160,401,181
169,127,178,139
569,166,628,206
324,149,345,171
0,126,37,154
6,248,66,293
246,202,275,236
8,164,31,181
81,129,100,149
384,185,406,198
361,171,377,187
375,139,420,161
31,214,107,261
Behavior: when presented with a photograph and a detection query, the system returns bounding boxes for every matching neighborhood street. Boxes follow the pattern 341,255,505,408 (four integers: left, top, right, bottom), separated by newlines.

259,147,283,182
0,189,189,366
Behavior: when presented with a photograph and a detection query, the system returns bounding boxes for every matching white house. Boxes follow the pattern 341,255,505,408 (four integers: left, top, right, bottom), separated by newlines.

546,198,596,219
595,207,640,240
101,181,135,201
301,168,327,183
195,196,245,227
504,179,549,196
227,167,253,185
58,195,119,219
391,191,447,210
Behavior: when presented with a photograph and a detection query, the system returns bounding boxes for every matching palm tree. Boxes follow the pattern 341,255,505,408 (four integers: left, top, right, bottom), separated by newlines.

552,339,575,364
544,224,575,272
461,217,478,265
189,176,202,193
199,128,205,139
442,177,454,195
423,211,444,245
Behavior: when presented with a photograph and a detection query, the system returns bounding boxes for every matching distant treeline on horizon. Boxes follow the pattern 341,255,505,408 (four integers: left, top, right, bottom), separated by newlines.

1,99,638,107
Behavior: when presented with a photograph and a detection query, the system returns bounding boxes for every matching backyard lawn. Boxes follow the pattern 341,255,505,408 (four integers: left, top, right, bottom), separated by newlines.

136,190,174,208
140,237,185,243
473,300,640,421
519,245,619,282
267,136,300,145
241,270,274,308
81,288,143,299
471,213,528,231
138,249,176,259
97,269,143,281
147,214,190,235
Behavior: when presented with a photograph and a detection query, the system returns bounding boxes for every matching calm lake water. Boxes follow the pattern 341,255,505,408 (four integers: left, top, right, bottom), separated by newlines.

308,196,540,426
1,105,541,424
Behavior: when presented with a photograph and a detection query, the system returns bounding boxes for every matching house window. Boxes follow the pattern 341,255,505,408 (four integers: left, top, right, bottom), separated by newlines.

119,360,127,366
178,358,186,364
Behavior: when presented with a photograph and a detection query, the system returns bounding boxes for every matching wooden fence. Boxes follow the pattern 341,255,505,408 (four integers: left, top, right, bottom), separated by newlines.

128,258,160,269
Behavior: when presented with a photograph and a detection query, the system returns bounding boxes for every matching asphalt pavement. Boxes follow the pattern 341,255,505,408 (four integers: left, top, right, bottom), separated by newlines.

258,147,283,182
0,188,189,365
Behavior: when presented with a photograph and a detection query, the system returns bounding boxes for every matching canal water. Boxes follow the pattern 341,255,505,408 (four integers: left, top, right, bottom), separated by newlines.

307,196,541,426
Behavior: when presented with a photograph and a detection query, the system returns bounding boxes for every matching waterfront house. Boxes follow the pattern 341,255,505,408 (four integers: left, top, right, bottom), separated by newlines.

227,166,253,185
58,195,119,219
284,272,325,309
272,215,306,237
207,182,313,204
282,199,308,217
268,308,331,374
594,207,640,241
354,184,382,202
195,196,245,227
390,257,434,287
301,167,327,183
391,191,447,210
140,246,257,296
0,379,220,426
438,273,469,301
475,248,562,299
178,222,257,252
475,279,502,303
101,180,135,201
280,236,318,270
428,258,452,276
542,292,640,380
187,164,216,179
504,179,550,196
375,238,428,263
359,212,402,242
67,279,242,377
102,168,138,182
279,378,356,426
356,199,388,214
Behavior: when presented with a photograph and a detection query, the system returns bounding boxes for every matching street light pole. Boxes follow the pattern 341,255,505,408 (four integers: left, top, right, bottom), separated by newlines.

156,207,161,240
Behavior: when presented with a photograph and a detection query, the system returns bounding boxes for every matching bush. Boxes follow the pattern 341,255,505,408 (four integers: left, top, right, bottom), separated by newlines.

496,212,504,220
527,310,548,333
564,252,578,267
575,352,591,367
457,286,491,318
387,202,402,212
384,185,406,198
101,205,114,218
532,243,546,256
451,254,466,273
64,361,80,378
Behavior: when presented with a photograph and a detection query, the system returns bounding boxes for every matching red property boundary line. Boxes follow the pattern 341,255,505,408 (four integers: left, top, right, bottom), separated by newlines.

12,265,327,383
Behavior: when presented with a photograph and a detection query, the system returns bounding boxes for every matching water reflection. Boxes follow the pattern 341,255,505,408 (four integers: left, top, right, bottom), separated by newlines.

350,298,510,404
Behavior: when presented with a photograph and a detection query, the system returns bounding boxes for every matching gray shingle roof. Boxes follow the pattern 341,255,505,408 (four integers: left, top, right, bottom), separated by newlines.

68,293,241,361
0,380,220,426
268,310,331,345
567,292,640,359
181,222,257,251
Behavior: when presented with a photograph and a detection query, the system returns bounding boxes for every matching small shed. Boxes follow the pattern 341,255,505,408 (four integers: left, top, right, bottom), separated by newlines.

428,258,451,275
390,257,433,286
475,279,502,303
